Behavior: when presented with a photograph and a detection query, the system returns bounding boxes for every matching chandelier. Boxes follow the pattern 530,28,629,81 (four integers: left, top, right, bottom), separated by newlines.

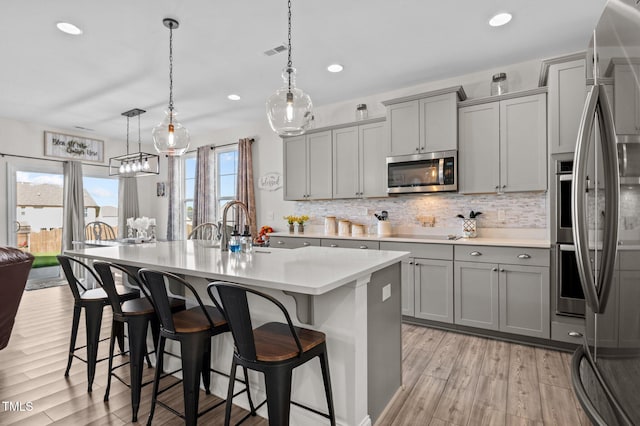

109,108,160,177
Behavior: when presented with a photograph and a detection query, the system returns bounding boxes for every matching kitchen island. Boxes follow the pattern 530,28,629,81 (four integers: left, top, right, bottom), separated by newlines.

66,240,409,426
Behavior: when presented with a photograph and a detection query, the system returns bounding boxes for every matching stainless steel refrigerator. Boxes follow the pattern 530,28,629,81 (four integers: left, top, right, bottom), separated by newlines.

571,0,640,424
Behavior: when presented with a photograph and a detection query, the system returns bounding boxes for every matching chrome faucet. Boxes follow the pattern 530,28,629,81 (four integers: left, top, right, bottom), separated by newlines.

220,200,251,251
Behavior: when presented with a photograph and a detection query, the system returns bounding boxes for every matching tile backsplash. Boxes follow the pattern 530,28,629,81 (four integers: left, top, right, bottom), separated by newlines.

294,192,547,232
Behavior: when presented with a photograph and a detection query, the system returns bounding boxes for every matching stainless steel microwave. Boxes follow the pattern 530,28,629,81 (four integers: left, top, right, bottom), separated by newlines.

386,150,457,194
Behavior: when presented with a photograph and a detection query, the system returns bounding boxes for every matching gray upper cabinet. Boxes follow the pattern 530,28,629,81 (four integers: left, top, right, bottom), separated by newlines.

383,86,466,157
332,120,387,199
386,101,420,156
547,58,587,154
283,131,332,201
608,59,640,135
458,102,500,193
458,90,548,194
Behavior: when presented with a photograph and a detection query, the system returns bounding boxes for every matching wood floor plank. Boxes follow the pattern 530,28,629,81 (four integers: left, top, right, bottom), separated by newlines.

393,374,446,426
432,372,479,425
3,411,54,426
506,414,544,426
539,383,582,426
468,404,506,426
481,339,511,380
507,345,543,423
450,335,487,379
535,348,571,389
423,332,465,380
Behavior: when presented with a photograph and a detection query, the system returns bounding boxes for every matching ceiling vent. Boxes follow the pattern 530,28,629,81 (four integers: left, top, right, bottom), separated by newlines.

73,126,94,131
263,44,288,57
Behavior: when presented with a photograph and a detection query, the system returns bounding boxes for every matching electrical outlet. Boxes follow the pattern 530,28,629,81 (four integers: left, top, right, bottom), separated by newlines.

498,210,506,222
382,284,391,302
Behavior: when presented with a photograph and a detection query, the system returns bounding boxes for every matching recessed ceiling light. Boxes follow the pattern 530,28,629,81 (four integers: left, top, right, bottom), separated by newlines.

489,12,512,27
56,22,83,35
227,94,241,101
327,64,344,73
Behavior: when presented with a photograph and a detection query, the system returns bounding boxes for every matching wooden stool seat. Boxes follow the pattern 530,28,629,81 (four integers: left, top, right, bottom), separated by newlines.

254,322,326,362
173,306,227,333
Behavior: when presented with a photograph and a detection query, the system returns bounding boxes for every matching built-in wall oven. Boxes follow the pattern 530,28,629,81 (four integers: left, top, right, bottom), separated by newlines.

554,159,586,317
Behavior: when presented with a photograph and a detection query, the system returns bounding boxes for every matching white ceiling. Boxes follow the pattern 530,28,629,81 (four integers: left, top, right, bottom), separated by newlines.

2,0,607,143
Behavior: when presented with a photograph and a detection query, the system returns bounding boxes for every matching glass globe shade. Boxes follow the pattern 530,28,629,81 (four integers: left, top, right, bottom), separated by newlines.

266,67,313,136
152,109,190,156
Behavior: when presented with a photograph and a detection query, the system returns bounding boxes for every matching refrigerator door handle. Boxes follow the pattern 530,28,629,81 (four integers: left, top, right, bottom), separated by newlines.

594,85,619,313
572,84,620,315
572,85,600,313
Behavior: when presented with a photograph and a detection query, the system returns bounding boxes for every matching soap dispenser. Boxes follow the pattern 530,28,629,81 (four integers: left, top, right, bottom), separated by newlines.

229,225,241,253
240,225,252,254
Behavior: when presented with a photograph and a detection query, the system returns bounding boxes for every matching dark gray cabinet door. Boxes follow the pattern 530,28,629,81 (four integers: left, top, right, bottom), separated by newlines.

454,261,499,330
414,258,453,323
498,264,550,339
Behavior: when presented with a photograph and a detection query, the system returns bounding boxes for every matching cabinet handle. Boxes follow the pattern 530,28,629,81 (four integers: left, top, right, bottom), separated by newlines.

517,254,531,259
303,242,310,246
359,245,368,249
415,147,419,152
408,261,414,265
500,268,505,272
492,267,498,272
470,251,482,256
502,185,507,189
568,331,583,338
495,185,499,190
330,244,338,248
276,241,285,245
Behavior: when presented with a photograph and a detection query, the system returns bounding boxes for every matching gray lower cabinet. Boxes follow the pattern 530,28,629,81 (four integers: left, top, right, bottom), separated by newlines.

271,236,320,249
454,246,550,339
381,242,454,323
454,261,500,330
415,258,454,323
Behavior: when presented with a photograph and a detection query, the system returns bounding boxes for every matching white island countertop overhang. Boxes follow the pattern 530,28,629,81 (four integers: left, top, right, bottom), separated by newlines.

65,240,409,295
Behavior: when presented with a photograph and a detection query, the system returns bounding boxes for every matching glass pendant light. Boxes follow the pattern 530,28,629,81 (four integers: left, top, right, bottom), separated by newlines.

266,0,313,136
153,18,190,156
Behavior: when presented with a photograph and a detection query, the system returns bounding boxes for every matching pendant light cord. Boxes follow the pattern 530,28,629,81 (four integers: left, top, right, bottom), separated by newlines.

287,0,292,92
126,116,130,155
137,114,142,152
168,23,174,117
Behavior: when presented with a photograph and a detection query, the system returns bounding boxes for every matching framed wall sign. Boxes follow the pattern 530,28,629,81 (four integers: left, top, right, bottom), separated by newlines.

44,131,104,162
258,172,282,191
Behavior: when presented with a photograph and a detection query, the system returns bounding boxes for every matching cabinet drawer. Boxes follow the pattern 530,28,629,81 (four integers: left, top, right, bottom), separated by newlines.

380,242,452,260
551,320,585,344
321,239,380,250
271,236,320,249
454,245,549,266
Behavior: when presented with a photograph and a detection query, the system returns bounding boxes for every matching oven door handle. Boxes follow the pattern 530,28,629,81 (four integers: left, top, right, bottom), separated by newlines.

559,174,573,182
559,244,576,251
571,83,619,314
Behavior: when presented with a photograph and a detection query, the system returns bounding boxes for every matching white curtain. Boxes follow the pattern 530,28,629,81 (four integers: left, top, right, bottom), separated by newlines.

166,156,184,240
192,145,215,228
118,177,139,238
61,161,85,251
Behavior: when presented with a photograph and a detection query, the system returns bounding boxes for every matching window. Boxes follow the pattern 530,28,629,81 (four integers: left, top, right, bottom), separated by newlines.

83,176,119,229
182,147,238,236
184,153,197,237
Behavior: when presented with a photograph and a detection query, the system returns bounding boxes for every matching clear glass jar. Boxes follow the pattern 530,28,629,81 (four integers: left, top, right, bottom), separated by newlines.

229,226,241,253
491,73,508,96
356,104,368,121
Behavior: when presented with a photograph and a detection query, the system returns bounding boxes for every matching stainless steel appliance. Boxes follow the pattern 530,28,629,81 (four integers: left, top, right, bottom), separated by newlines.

386,150,457,194
571,1,640,424
554,159,587,317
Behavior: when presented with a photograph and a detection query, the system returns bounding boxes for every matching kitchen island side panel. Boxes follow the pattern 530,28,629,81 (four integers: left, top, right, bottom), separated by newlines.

367,263,402,423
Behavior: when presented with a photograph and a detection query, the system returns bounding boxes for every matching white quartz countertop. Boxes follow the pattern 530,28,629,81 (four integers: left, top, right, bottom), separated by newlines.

269,232,551,249
65,240,409,296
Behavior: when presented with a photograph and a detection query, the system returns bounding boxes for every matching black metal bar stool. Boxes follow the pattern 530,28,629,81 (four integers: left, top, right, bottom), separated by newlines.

138,269,254,426
93,261,186,422
57,255,139,392
207,282,336,426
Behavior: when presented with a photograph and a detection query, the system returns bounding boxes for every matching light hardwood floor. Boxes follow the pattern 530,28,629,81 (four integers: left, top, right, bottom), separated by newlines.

0,286,589,425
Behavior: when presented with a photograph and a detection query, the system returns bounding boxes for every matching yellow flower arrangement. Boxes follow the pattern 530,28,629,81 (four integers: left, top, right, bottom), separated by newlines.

283,215,310,225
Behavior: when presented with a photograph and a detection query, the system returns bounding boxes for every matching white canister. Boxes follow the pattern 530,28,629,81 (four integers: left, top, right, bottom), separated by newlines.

324,216,337,235
377,221,392,237
338,220,351,236
351,223,365,237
